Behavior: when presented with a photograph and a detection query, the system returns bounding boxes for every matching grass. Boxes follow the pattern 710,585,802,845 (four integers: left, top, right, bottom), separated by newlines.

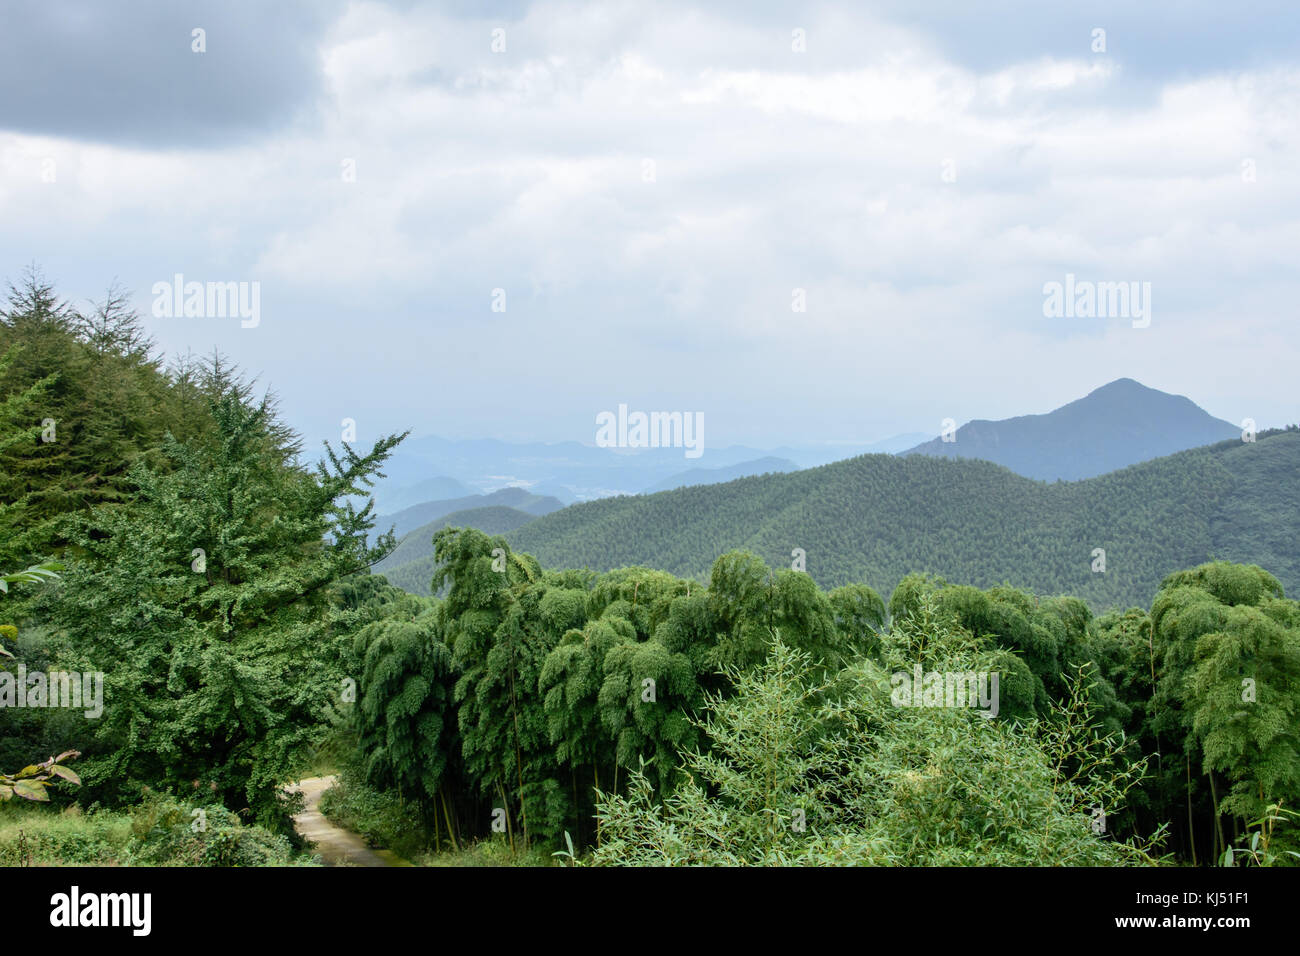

415,837,557,867
0,804,133,866
0,795,320,867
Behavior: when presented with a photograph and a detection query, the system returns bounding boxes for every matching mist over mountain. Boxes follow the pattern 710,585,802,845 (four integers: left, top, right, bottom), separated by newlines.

373,475,474,513
368,433,928,505
902,379,1240,481
377,486,564,540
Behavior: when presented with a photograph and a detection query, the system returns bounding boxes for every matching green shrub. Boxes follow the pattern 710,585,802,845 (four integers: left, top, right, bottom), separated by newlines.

126,793,312,867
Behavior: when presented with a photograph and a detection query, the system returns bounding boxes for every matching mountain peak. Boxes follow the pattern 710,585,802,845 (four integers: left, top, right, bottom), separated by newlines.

1092,377,1147,392
902,380,1238,481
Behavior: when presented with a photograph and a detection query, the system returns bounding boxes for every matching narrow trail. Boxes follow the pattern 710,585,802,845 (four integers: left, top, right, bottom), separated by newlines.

288,775,411,867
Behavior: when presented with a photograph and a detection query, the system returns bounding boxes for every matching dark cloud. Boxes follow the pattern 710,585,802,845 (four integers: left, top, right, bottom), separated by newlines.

0,0,344,147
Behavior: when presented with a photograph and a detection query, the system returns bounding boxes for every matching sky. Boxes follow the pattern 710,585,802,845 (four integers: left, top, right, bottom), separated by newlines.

2,0,1297,453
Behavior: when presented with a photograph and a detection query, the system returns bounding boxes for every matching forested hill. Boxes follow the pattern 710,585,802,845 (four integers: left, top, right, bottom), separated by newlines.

509,428,1300,611
375,504,538,593
378,486,563,539
902,378,1240,480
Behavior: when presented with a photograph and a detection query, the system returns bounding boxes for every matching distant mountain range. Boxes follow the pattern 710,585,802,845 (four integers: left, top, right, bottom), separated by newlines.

374,475,474,513
369,432,929,507
372,380,1286,605
377,486,565,540
371,379,1242,508
902,378,1240,481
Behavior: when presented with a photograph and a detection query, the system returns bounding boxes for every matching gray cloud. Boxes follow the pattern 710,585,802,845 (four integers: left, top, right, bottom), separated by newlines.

0,0,342,147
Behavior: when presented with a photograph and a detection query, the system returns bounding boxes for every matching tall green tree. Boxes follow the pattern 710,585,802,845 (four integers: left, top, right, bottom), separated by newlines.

53,369,404,829
350,589,463,844
1150,562,1300,860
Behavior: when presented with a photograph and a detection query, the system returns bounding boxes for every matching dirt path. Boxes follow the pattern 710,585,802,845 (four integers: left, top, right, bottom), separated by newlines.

289,776,411,867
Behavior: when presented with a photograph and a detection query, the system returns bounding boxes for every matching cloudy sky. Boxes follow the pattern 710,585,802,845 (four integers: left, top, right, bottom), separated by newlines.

2,0,1296,452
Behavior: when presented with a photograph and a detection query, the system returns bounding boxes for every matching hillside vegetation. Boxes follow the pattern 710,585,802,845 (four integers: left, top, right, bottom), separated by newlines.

509,429,1300,612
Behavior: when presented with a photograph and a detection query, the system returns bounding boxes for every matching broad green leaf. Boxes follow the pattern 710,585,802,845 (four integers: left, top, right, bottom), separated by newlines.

13,779,49,801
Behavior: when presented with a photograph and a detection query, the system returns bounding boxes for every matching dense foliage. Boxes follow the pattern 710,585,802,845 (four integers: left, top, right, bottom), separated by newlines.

0,268,405,833
1093,562,1300,863
339,510,1300,865
0,793,316,866
592,639,1151,865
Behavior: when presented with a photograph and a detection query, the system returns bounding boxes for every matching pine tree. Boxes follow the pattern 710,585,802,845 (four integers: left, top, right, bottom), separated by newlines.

52,366,405,829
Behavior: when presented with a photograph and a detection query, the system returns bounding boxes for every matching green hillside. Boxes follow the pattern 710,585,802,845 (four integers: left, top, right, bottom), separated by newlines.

509,429,1300,611
376,504,538,593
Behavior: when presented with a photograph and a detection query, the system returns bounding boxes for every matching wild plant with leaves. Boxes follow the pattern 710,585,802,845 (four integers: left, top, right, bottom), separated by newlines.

0,750,81,803
1221,802,1300,866
1,560,79,803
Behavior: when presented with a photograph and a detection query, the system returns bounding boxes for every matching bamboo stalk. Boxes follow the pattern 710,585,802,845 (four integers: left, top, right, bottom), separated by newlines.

440,786,459,853
498,778,515,853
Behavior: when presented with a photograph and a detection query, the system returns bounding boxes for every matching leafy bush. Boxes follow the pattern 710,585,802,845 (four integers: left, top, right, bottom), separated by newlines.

126,793,312,867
